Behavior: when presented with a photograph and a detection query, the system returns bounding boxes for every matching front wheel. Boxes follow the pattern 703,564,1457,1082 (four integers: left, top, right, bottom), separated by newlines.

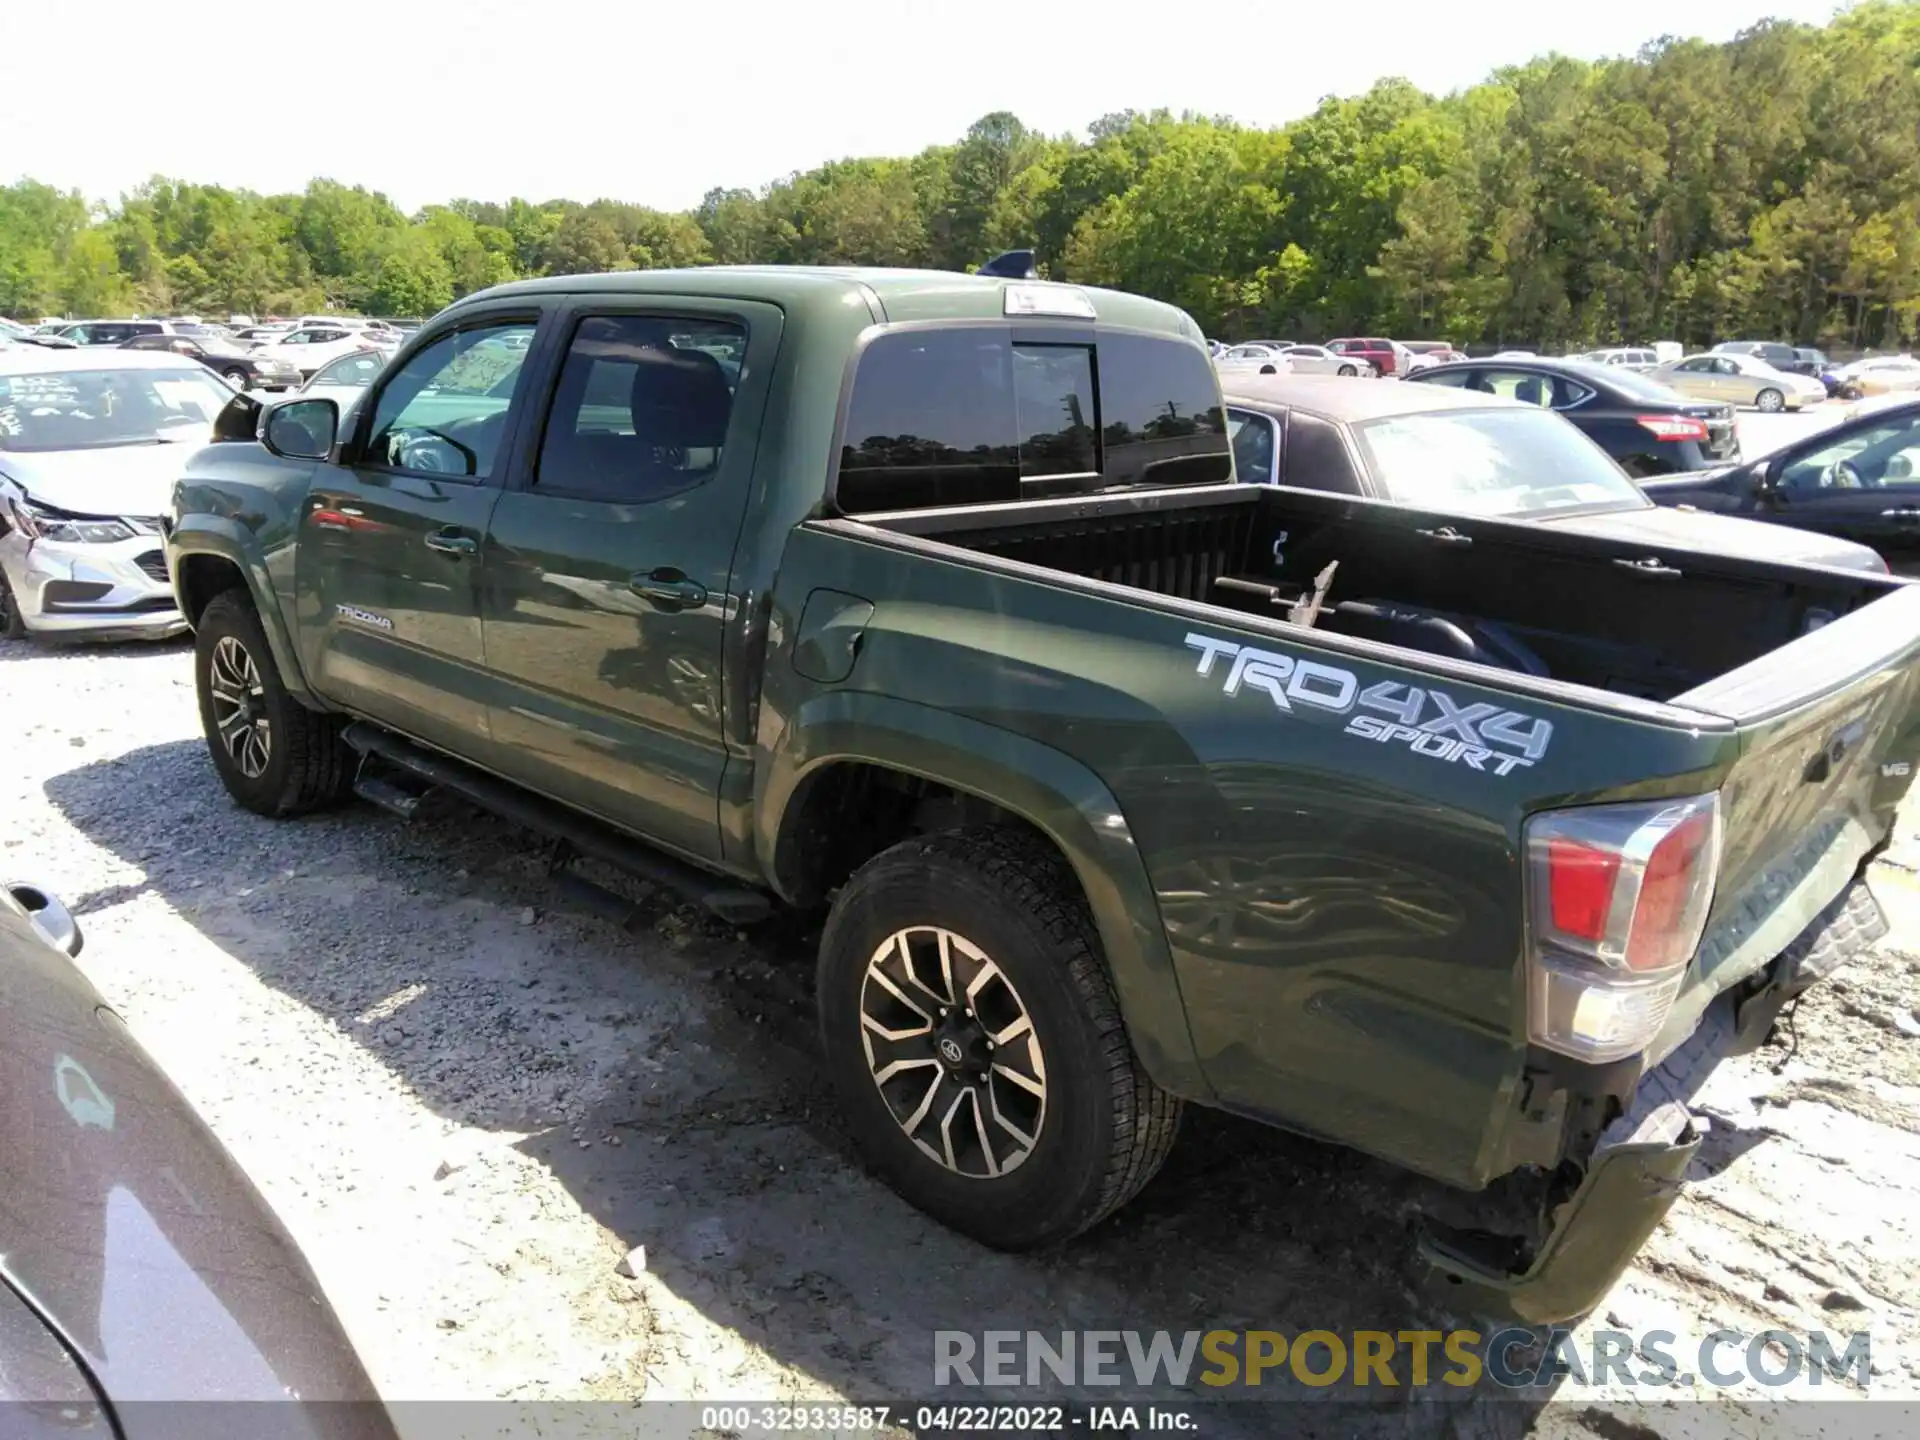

194,590,354,816
817,827,1181,1250
1756,387,1785,413
223,368,251,389
1337,364,1357,377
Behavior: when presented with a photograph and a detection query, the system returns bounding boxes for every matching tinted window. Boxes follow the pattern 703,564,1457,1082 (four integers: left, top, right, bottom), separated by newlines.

1094,330,1228,488
1459,369,1590,408
837,327,1226,512
839,331,1017,511
312,352,385,387
1284,412,1360,493
365,320,536,478
535,314,744,503
124,334,171,351
1012,344,1096,479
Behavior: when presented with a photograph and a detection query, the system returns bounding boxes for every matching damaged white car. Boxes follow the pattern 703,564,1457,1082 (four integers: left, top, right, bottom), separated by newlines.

0,350,232,641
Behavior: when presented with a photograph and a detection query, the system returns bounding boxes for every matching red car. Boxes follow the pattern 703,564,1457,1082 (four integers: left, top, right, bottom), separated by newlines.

1327,337,1413,377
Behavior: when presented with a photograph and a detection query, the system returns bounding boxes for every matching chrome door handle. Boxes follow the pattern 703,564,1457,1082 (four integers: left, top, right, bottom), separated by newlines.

1880,508,1920,521
424,529,477,557
629,570,708,611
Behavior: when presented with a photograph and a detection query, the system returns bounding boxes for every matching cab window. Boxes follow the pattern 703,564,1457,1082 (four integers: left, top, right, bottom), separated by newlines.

1780,416,1920,492
363,320,536,479
534,314,745,503
1227,407,1277,483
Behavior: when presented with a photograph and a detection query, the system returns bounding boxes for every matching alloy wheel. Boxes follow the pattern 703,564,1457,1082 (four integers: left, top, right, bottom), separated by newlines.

208,635,272,778
858,926,1047,1178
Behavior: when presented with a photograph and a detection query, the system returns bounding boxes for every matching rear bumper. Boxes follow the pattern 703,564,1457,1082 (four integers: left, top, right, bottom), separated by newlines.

1420,876,1885,1324
0,531,185,640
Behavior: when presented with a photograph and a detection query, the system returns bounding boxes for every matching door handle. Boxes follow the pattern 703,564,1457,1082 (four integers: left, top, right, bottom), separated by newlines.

1880,508,1920,521
1613,555,1683,578
1414,525,1473,547
629,569,708,611
424,529,477,558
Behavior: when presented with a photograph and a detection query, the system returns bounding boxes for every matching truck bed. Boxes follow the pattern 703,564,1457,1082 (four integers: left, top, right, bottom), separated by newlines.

864,483,1896,705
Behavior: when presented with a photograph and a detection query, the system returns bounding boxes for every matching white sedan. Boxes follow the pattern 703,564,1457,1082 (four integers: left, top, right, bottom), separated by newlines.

248,325,395,380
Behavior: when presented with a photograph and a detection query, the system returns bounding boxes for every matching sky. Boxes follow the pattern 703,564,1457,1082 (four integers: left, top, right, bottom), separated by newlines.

6,0,1852,213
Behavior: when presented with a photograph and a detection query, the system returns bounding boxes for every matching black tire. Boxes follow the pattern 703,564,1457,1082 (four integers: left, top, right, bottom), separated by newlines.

1337,364,1357,377
1839,383,1865,401
194,589,354,816
0,565,28,640
817,826,1181,1249
1755,387,1784,413
223,367,251,389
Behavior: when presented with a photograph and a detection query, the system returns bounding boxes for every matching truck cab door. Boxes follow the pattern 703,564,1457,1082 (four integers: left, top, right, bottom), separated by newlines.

297,308,549,757
477,299,783,866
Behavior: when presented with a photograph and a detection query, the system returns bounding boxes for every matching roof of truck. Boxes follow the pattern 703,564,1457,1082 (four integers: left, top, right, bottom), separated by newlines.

1221,373,1529,422
464,266,1203,339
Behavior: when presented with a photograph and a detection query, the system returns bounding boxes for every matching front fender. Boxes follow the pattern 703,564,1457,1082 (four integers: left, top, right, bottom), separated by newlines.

757,690,1212,1102
166,514,317,709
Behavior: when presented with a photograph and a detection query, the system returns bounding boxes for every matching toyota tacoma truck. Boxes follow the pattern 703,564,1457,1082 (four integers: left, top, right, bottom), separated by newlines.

165,267,1920,1323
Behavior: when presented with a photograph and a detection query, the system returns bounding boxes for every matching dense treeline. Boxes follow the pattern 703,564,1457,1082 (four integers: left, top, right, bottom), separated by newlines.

5,3,1918,349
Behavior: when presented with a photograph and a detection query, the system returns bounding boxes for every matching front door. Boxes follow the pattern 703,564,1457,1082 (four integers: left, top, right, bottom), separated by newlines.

1762,411,1920,572
299,310,546,757
478,300,781,865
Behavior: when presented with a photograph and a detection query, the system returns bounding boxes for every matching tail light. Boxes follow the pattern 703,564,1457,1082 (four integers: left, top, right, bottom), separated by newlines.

1523,794,1721,1063
1634,415,1710,442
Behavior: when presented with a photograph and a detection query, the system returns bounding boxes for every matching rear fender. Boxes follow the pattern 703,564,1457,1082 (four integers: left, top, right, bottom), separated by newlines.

758,690,1212,1101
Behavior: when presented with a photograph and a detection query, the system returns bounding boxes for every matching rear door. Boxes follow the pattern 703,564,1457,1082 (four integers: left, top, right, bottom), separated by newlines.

299,306,549,755
477,298,781,864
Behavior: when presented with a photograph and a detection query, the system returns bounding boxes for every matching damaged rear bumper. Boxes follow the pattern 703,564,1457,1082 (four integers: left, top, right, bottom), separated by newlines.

1419,875,1886,1325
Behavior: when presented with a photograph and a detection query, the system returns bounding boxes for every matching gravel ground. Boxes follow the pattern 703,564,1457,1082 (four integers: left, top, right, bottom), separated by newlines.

4,596,1919,1435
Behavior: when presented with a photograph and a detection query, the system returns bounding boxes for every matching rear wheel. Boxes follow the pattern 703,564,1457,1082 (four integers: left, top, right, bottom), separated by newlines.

194,590,354,816
817,827,1181,1250
1756,387,1785,413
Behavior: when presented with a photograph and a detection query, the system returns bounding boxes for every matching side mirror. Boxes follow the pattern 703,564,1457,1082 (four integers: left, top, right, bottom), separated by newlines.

8,883,83,957
262,398,339,460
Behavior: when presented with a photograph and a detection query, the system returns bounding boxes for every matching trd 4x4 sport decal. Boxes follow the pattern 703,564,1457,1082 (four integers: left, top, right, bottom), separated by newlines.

1184,633,1553,776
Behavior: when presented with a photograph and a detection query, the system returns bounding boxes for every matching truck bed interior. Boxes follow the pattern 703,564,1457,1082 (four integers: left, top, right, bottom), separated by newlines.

867,486,1894,703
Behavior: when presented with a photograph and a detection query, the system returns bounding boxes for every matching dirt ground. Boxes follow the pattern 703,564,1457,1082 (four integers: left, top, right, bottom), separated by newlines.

4,625,1918,1439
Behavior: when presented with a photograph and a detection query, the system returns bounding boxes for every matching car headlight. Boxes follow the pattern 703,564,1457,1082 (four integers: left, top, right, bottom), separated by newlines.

4,496,135,544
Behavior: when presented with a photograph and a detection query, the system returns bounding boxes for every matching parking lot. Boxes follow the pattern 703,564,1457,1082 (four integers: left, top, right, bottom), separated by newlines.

4,403,1918,1435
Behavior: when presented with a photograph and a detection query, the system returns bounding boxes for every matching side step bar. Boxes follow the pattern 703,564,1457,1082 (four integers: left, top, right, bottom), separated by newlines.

340,722,772,926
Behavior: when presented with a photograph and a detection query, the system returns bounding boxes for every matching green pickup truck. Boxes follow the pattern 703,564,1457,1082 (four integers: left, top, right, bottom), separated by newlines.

167,267,1920,1323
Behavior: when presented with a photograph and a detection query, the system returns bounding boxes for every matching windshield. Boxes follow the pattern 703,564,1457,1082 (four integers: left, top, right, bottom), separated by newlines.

1354,407,1649,518
0,366,233,452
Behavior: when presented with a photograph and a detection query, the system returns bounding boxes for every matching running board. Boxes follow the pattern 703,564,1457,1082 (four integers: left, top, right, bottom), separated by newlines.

339,721,772,926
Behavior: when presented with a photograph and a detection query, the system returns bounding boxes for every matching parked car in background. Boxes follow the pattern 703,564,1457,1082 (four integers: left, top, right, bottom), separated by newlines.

57,319,175,347
233,323,297,345
1220,373,1879,569
298,347,388,414
1581,347,1659,371
1642,397,1920,574
248,325,384,380
1398,340,1465,371
1273,343,1372,377
1326,337,1412,377
1831,355,1920,400
1220,342,1289,364
1653,352,1825,411
0,349,236,640
14,333,79,350
1712,340,1817,376
1407,355,1739,476
121,332,304,391
0,880,395,1434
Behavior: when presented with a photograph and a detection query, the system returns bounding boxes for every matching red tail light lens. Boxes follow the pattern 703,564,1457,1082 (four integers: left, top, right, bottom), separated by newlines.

1625,808,1718,971
1634,415,1710,442
1546,839,1620,940
1523,794,1722,1063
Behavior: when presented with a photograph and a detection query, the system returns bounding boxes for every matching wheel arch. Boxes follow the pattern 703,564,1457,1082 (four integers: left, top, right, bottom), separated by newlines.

758,690,1211,1101
169,522,319,708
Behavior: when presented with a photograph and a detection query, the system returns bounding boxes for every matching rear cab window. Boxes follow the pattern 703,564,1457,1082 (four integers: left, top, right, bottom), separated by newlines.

834,326,1227,513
